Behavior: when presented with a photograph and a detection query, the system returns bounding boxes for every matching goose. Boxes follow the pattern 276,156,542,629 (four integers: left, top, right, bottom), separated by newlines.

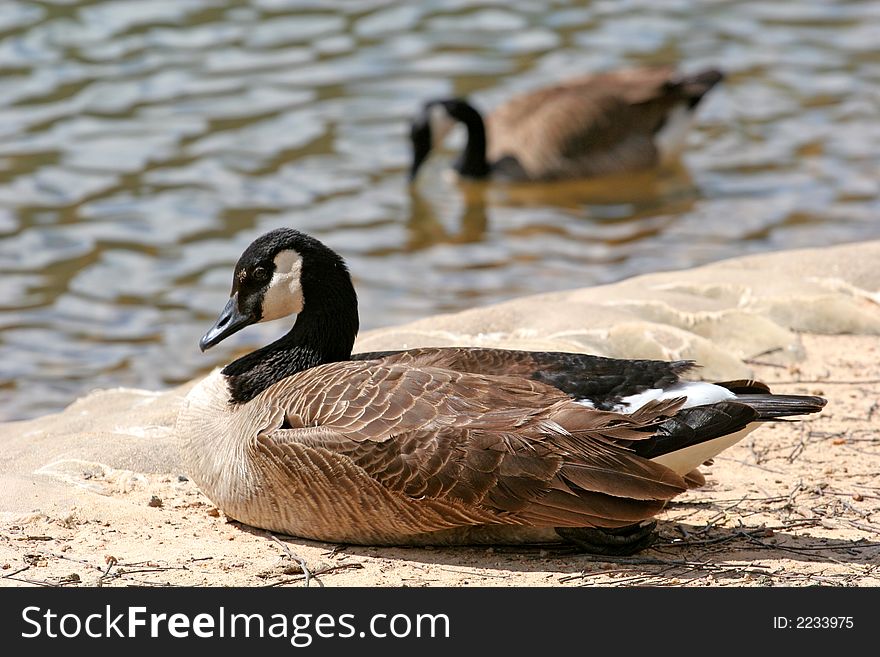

177,228,825,554
409,66,724,183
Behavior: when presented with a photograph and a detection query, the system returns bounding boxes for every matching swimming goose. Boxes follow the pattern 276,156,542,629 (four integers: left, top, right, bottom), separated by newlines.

177,228,825,554
409,66,724,183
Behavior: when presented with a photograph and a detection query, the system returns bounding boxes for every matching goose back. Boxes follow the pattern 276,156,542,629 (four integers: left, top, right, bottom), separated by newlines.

487,67,720,181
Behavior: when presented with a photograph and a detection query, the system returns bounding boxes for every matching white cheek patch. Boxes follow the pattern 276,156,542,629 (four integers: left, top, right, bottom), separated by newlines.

259,249,304,322
429,104,456,149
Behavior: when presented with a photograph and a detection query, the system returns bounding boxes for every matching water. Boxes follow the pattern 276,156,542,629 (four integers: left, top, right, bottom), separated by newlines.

1,0,879,421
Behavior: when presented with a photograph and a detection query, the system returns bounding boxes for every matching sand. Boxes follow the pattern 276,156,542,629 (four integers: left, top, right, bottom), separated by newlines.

1,241,878,587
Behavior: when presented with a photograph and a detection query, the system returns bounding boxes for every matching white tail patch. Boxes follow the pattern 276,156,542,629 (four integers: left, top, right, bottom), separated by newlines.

574,380,756,477
650,426,756,476
609,381,736,414
655,103,695,164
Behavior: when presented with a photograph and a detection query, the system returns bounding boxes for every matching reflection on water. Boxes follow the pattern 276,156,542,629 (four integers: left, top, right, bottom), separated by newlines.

406,184,490,251
1,0,879,420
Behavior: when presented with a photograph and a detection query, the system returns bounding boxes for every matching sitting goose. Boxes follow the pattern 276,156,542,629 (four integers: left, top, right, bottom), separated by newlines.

177,228,825,554
409,66,724,183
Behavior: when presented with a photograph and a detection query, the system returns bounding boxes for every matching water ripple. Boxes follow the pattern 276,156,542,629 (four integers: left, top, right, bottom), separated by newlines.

1,0,880,420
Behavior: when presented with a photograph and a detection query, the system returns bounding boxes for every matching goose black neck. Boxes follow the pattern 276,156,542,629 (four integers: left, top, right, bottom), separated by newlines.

452,102,491,179
221,282,359,405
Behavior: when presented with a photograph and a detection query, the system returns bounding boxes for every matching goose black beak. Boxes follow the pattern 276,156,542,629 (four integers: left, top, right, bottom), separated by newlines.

199,295,255,352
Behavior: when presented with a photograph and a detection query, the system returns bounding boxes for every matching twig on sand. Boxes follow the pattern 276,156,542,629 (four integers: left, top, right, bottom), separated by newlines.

1,565,31,579
558,558,770,586
270,534,317,588
265,563,364,587
846,521,880,537
4,577,59,587
712,456,786,474
437,567,511,578
743,348,785,368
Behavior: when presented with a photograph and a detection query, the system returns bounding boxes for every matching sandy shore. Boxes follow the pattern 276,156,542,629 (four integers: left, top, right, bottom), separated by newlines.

1,241,878,587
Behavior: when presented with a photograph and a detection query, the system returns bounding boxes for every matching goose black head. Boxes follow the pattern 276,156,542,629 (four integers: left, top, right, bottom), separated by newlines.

199,228,356,352
410,98,491,181
409,98,472,181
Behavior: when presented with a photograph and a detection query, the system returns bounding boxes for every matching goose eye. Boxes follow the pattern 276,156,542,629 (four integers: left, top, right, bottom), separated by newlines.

253,266,268,282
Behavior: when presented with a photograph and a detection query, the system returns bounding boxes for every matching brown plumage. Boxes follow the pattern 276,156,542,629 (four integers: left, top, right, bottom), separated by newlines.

177,228,826,551
179,360,694,546
409,66,724,182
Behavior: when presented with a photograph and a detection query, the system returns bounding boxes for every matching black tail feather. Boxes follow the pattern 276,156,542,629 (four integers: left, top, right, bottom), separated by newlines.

627,390,826,461
631,401,757,461
731,393,827,420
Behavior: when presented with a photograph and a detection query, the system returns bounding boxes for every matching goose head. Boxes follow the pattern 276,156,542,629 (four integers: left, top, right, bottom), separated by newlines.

409,98,487,181
198,229,359,402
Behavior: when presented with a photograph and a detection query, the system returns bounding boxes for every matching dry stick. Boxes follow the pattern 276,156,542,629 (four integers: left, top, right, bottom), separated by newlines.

785,482,804,507
743,348,784,367
748,441,767,465
2,565,31,579
123,579,182,588
265,563,364,587
740,539,880,552
663,532,748,548
738,532,874,572
567,555,711,568
98,558,120,583
437,567,510,578
766,519,820,530
111,566,189,576
743,360,788,369
841,444,880,457
270,534,316,588
671,494,791,508
3,575,58,587
660,519,822,551
560,559,769,585
712,456,786,474
30,550,108,584
847,521,880,537
560,567,641,581
839,500,871,518
787,439,806,463
38,551,107,572
820,435,880,443
605,574,658,587
321,544,349,558
93,561,189,585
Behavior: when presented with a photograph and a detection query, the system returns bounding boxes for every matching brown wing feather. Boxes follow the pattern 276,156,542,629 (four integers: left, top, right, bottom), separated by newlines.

355,346,542,376
259,359,688,530
485,67,690,180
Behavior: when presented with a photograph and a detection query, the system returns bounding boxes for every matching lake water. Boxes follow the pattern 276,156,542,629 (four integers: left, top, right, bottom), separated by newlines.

1,0,879,420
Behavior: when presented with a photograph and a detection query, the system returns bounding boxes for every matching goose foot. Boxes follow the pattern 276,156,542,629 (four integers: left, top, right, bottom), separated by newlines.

555,521,657,556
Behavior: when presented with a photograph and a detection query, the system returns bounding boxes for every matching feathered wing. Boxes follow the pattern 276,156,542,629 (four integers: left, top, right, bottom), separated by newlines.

252,360,690,539
353,346,695,409
485,67,719,180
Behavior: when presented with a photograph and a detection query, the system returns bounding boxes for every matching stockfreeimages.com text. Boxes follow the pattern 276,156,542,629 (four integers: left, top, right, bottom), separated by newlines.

21,605,450,646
